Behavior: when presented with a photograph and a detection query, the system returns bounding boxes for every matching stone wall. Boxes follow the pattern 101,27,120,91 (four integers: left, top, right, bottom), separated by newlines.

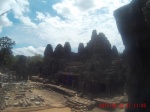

114,0,150,111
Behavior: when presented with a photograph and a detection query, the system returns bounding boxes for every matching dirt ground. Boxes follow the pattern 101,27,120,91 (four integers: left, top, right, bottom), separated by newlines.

28,85,112,112
31,89,113,112
32,89,67,108
35,107,111,112
35,107,71,112
1,81,126,112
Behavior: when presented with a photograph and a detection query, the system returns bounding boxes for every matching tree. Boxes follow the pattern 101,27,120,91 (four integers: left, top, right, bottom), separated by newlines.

0,37,15,67
12,54,44,80
27,54,43,78
14,55,27,81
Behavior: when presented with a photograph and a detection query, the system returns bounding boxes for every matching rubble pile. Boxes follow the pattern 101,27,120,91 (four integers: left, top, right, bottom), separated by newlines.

0,89,5,110
66,95,96,112
0,82,45,111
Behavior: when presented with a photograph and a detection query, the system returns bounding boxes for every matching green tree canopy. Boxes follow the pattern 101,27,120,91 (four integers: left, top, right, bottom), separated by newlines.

0,37,15,67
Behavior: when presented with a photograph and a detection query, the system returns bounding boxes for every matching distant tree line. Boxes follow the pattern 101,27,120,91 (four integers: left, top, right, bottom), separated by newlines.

0,36,74,81
0,36,43,81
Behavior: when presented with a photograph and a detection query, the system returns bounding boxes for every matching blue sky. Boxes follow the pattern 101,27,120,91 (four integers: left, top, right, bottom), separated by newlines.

0,0,131,56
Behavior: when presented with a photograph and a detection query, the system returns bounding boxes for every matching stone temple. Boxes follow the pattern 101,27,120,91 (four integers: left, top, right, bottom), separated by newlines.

56,30,125,97
114,0,150,111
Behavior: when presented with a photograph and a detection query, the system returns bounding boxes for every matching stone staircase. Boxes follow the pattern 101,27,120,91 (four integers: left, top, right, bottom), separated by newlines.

94,95,128,111
66,96,96,112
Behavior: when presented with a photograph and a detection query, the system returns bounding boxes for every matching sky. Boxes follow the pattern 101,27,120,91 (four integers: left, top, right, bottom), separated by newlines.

0,0,131,56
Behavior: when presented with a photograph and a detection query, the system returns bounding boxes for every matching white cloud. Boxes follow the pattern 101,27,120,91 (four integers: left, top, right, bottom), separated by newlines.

0,13,12,32
1,0,132,56
32,0,131,54
52,0,80,19
0,0,14,32
14,0,131,56
36,12,46,21
20,16,37,28
33,12,84,50
42,0,47,4
13,46,45,56
0,0,36,32
74,0,95,11
12,0,29,17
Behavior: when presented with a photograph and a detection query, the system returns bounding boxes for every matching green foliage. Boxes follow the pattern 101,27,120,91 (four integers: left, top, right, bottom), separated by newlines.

28,54,43,63
0,36,15,50
11,54,43,80
0,36,15,67
27,54,43,78
15,55,27,80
